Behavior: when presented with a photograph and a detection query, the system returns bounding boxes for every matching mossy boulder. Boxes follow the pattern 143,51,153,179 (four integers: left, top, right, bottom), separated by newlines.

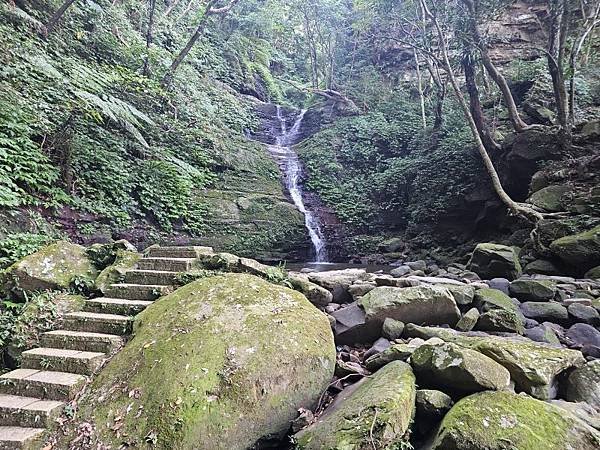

584,265,600,279
410,341,511,394
405,325,585,399
524,259,561,275
95,249,141,293
67,274,335,450
359,285,460,327
293,361,416,449
1,241,98,299
474,288,524,333
550,225,600,270
527,185,569,212
431,391,600,450
509,279,557,301
467,243,522,280
566,360,600,411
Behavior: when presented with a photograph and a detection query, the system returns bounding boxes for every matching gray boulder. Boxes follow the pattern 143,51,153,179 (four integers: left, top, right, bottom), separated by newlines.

568,303,600,326
520,301,568,322
381,318,405,340
509,279,557,301
308,269,372,303
456,308,479,332
467,243,522,281
359,285,461,327
410,341,511,394
330,302,379,344
566,360,600,411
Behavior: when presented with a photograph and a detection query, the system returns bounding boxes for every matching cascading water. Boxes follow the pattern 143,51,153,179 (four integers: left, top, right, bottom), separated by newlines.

267,106,328,262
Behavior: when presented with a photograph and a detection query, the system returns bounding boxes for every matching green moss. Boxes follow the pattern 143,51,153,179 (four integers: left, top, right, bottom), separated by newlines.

550,225,600,268
475,288,518,312
294,361,416,450
432,391,600,450
64,273,335,450
94,249,141,293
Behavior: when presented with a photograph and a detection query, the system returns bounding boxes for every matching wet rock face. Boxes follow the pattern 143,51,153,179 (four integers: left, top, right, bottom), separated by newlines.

468,243,522,280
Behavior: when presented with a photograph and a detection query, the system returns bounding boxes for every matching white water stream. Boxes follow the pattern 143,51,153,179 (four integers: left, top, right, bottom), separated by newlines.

267,106,328,262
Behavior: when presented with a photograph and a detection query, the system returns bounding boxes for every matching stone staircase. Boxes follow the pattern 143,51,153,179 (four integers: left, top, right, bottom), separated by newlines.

0,246,209,449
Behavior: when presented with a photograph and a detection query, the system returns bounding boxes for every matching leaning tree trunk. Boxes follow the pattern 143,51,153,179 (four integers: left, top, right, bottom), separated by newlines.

462,0,529,132
462,51,500,152
45,0,77,35
423,0,542,222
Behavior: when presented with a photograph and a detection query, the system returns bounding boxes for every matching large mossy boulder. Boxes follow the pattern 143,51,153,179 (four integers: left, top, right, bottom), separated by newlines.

69,274,335,450
94,249,141,293
405,325,585,399
550,225,600,270
410,341,511,394
359,285,460,327
1,241,98,298
293,361,416,449
431,391,600,450
467,243,522,280
527,185,569,212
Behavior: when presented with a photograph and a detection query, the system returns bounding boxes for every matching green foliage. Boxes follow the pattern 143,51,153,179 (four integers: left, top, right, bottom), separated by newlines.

0,233,54,269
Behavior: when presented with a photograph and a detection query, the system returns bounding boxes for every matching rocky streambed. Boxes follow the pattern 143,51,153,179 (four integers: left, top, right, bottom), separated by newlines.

2,240,600,449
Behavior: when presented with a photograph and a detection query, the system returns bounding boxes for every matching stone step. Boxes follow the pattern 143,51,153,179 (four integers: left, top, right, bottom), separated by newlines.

104,283,170,300
146,246,213,259
0,369,86,402
124,270,180,286
63,312,133,335
137,257,196,272
0,426,45,450
40,330,123,354
0,394,63,428
21,348,105,376
84,298,152,316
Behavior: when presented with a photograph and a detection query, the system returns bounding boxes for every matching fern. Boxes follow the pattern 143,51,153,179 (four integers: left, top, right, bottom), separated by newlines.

74,90,154,146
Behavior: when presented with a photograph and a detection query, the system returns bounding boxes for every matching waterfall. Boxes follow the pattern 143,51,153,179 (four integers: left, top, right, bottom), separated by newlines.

267,106,328,262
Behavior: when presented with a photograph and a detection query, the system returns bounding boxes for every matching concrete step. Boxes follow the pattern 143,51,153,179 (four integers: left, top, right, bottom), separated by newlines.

21,348,105,376
63,312,133,335
0,394,63,428
124,270,180,286
104,283,170,300
0,369,86,402
146,246,213,259
84,298,152,316
137,257,196,272
0,426,45,450
41,330,123,354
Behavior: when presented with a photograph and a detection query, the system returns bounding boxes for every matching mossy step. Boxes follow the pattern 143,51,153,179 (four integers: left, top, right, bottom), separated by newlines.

104,283,171,300
146,246,213,258
63,312,133,335
136,257,196,272
21,348,105,376
40,330,123,354
124,270,180,286
84,298,153,316
0,426,45,450
0,369,86,402
0,394,63,428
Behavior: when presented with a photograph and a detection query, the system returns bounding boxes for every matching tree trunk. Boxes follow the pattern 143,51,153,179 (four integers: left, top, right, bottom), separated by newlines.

45,0,77,35
462,0,529,132
462,51,500,152
414,50,427,129
422,0,542,222
142,0,157,76
548,0,570,129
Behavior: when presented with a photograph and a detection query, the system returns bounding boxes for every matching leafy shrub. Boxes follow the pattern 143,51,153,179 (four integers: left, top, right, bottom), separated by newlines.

0,233,53,269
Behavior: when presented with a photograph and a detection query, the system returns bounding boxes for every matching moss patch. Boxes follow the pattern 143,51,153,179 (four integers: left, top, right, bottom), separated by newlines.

61,273,335,450
432,391,600,450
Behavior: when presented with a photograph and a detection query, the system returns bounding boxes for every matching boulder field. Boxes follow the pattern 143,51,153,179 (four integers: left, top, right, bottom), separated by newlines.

2,239,600,449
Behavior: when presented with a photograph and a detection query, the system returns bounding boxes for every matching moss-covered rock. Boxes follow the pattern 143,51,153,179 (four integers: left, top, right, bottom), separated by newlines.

550,225,600,270
527,185,569,212
1,241,98,299
359,285,461,327
509,279,557,301
293,361,416,449
566,360,600,411
431,391,600,450
584,265,600,279
467,243,522,280
95,249,141,293
65,274,335,450
404,325,585,400
410,341,511,394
